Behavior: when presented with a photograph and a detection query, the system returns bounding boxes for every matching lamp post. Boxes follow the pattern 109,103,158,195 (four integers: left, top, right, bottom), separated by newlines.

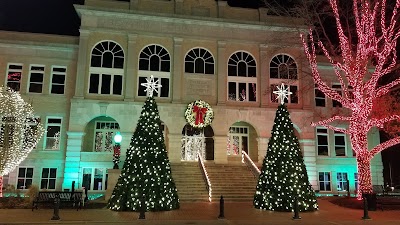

113,131,122,169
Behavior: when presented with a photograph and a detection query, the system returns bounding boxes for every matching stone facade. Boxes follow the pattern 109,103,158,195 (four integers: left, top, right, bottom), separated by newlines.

0,0,383,197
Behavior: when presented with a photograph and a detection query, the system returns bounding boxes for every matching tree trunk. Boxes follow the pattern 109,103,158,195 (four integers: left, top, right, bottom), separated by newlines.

356,157,373,199
0,176,3,197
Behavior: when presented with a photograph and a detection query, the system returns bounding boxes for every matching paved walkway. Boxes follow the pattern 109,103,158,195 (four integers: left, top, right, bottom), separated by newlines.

0,198,399,225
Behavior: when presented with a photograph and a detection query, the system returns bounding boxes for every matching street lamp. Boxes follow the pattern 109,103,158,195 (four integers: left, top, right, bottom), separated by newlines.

113,131,122,169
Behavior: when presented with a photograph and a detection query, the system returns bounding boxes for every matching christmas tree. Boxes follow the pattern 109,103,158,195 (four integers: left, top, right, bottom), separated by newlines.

254,84,318,212
108,76,179,211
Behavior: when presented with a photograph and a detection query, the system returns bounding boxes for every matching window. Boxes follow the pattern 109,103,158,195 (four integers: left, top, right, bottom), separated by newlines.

45,118,62,150
269,54,298,104
227,126,249,156
334,131,346,156
337,172,348,191
332,84,342,107
51,66,66,94
315,84,326,107
354,173,358,191
41,168,57,190
316,127,329,156
89,41,124,95
6,63,23,91
94,121,120,152
17,167,33,189
0,117,16,149
28,65,44,93
82,168,108,191
185,48,214,74
24,117,40,150
227,51,257,102
319,172,331,191
138,45,170,97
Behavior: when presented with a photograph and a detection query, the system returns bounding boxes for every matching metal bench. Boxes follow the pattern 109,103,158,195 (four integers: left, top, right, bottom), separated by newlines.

32,191,83,211
377,196,400,211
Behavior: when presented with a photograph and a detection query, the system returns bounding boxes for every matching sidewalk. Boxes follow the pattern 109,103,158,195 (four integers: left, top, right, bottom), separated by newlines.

0,198,399,225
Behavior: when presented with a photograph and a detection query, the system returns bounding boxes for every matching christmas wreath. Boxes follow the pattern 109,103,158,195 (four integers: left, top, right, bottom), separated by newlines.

185,100,214,128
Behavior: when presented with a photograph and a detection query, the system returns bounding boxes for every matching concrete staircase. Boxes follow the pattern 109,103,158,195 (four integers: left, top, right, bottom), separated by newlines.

170,163,209,202
205,164,258,202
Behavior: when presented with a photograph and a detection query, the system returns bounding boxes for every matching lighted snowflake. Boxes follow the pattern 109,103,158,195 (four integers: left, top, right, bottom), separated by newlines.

140,75,162,97
273,83,292,105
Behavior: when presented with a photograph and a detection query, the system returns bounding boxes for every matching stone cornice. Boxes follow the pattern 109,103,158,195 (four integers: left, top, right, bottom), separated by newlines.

75,5,306,33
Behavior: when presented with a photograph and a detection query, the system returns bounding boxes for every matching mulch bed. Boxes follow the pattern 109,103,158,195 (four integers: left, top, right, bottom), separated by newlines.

0,197,107,209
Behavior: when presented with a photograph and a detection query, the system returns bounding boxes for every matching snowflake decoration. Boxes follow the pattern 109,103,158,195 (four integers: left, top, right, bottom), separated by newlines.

140,75,162,97
273,83,292,105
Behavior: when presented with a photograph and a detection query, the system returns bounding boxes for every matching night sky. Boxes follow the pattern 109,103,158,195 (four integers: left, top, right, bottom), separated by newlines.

0,0,399,186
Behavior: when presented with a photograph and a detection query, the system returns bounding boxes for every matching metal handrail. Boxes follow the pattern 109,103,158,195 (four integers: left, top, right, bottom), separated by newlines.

242,151,261,177
197,152,212,202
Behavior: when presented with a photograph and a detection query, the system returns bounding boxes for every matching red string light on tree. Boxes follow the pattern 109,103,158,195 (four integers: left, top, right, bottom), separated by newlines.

301,0,400,199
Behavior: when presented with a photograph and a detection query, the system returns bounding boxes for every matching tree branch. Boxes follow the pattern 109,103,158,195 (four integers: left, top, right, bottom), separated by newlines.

311,115,351,134
370,136,400,157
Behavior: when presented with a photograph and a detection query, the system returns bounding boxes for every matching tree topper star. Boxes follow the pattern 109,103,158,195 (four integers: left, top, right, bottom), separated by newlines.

273,83,292,105
141,75,162,97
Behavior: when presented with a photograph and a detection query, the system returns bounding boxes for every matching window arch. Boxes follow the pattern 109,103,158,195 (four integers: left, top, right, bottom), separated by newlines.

89,41,124,95
269,54,297,79
138,44,171,97
139,44,170,72
227,51,257,102
90,41,124,69
269,54,299,104
185,48,215,74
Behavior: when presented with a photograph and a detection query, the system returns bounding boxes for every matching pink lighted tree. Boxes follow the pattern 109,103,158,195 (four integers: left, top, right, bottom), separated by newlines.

301,0,400,198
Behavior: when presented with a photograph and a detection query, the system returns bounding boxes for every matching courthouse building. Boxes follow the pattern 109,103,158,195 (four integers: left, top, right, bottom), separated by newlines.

0,0,383,198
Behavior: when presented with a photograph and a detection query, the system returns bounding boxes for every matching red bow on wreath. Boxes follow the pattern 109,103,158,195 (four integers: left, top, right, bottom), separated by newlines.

193,105,207,125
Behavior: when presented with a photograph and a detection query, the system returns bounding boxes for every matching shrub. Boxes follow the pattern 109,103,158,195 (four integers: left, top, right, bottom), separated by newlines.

25,185,39,204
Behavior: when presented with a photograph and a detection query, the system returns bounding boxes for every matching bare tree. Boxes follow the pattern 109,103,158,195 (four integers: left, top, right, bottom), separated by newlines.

301,0,400,198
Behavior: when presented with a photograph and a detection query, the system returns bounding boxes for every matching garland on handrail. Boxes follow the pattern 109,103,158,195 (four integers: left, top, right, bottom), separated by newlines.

198,152,212,202
242,151,261,176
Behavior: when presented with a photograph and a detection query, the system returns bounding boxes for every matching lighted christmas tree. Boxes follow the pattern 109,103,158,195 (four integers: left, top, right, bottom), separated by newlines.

254,84,318,212
107,76,179,211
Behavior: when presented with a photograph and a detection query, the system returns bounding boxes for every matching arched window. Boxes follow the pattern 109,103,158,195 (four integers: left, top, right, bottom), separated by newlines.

269,54,299,104
227,51,257,102
89,41,124,95
185,48,214,74
138,45,171,97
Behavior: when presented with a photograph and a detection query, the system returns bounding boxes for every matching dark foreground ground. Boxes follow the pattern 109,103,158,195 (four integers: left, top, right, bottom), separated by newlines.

0,197,399,225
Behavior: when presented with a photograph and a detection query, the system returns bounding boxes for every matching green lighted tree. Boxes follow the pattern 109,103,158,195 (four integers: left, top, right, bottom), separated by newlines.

254,101,318,212
107,96,179,211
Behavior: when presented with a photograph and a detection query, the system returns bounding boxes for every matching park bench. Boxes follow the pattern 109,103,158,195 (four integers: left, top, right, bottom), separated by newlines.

372,185,388,196
376,196,400,211
32,191,83,211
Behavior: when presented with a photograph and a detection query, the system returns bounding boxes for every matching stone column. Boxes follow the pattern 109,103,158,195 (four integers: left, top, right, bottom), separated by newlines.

74,30,90,99
257,137,269,163
217,1,227,18
124,34,138,101
259,44,269,108
168,133,182,163
62,132,85,190
213,135,228,164
300,139,318,190
217,41,227,106
175,0,184,14
172,37,183,103
105,169,121,202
